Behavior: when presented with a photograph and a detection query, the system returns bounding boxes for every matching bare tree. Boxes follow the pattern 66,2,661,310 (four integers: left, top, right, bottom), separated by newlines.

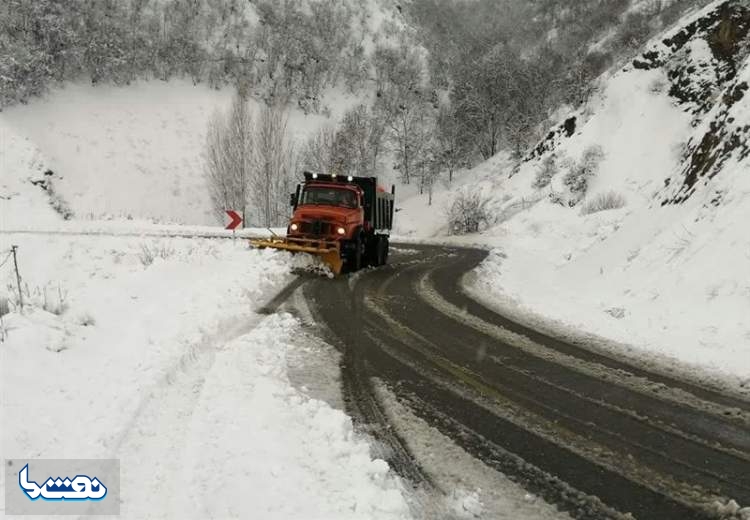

416,138,441,206
387,98,435,185
251,103,296,227
301,126,338,174
373,42,427,184
408,107,435,196
205,92,254,224
435,102,467,182
331,104,387,177
300,104,387,179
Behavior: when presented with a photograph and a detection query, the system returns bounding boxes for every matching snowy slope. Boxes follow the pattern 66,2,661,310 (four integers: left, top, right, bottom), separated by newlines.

0,233,412,518
397,0,750,386
0,81,367,226
0,120,63,227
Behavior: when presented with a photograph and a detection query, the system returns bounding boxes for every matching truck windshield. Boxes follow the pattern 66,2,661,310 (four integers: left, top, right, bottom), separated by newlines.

300,187,358,208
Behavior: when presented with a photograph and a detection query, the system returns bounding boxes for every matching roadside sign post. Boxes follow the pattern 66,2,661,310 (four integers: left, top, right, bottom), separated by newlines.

225,210,243,243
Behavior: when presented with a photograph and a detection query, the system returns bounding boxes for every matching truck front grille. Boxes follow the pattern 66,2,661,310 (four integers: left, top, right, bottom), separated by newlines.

300,220,333,236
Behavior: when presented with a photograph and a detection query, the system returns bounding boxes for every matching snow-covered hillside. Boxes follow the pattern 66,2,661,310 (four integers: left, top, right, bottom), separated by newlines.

0,81,368,226
398,0,750,386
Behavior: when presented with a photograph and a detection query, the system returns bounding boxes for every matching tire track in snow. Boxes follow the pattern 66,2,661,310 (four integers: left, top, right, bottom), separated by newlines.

111,315,266,517
302,278,436,493
104,278,303,517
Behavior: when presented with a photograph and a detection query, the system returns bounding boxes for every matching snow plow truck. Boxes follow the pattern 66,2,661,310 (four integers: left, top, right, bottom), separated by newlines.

250,171,395,275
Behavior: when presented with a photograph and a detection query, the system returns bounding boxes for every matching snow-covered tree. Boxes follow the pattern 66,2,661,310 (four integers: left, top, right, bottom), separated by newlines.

434,103,468,182
301,126,338,175
205,92,254,225
251,103,296,227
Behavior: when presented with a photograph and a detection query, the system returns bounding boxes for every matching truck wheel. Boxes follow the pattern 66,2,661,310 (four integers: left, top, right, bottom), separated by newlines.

353,233,364,271
364,234,377,267
374,236,386,266
382,236,389,265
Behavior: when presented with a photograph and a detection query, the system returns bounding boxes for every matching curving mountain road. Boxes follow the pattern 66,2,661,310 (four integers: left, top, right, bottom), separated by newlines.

300,244,750,520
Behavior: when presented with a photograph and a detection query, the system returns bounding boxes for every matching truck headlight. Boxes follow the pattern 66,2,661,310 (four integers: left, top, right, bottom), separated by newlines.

336,227,346,235
290,223,299,231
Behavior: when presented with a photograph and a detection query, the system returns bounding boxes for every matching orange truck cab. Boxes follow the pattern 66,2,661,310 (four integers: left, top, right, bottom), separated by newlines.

288,171,395,272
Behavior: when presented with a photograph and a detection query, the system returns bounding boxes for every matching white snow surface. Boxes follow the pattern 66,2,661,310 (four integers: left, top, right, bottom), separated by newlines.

0,80,363,226
0,233,411,519
396,3,750,387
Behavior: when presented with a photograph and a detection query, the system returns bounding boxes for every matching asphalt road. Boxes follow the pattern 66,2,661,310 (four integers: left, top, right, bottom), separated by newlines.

301,244,750,520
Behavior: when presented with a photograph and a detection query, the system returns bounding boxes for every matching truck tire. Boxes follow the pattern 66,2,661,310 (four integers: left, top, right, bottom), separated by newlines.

369,235,388,267
368,235,379,267
364,234,378,267
353,232,364,272
372,235,384,266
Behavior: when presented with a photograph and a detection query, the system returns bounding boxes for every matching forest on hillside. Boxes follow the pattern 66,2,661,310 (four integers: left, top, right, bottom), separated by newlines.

0,0,386,108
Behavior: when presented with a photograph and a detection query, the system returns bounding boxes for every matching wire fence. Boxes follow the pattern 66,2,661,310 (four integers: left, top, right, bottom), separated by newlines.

0,250,13,269
1,247,23,316
0,248,15,341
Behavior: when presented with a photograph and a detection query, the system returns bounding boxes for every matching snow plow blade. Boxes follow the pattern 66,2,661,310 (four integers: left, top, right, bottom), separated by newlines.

249,237,344,275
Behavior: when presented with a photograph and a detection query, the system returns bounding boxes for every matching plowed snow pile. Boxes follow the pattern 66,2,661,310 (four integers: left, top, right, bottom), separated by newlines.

0,235,411,518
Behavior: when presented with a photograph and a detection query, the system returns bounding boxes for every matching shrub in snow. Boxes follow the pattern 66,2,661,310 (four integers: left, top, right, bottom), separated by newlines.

5,283,68,315
446,191,493,235
29,171,74,220
548,190,566,206
532,155,558,189
42,285,68,316
138,242,175,267
581,191,626,214
77,312,96,327
49,190,74,220
563,145,605,205
605,307,626,319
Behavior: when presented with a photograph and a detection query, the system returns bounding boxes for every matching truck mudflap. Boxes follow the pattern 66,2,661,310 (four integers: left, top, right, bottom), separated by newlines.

249,236,344,275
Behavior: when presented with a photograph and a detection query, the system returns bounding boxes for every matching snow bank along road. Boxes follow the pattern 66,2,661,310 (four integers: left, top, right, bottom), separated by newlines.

0,233,411,519
302,245,750,520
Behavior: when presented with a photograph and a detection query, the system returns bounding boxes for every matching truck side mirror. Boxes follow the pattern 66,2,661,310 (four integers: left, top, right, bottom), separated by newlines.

290,192,298,207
